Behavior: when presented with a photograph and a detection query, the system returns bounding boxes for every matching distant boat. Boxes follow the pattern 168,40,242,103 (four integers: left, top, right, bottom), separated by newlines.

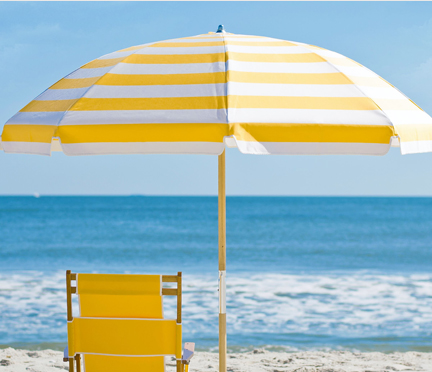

33,193,40,198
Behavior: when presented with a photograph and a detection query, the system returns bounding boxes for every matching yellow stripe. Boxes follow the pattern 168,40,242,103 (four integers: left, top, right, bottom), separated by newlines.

228,96,378,110
125,53,226,64
149,42,225,48
58,124,228,143
96,72,226,86
227,52,325,63
3,123,396,145
20,99,79,112
2,124,57,143
395,124,432,142
70,96,226,111
230,123,394,143
228,71,352,85
50,77,100,89
81,58,125,69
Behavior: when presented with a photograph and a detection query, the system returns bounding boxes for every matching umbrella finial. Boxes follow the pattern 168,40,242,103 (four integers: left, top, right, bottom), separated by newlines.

216,25,225,33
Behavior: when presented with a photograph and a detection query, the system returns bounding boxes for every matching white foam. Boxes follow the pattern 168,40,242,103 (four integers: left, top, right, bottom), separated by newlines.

1,271,431,345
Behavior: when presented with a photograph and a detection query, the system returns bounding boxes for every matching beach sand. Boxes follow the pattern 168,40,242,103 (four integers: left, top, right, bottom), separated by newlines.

1,348,431,372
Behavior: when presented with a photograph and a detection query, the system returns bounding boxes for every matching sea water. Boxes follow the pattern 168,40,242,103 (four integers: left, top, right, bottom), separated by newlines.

0,196,431,352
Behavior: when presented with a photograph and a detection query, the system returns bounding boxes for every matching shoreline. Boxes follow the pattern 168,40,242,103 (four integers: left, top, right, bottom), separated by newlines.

1,348,432,372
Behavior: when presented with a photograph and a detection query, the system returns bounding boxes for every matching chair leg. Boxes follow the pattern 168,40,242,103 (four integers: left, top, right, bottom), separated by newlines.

75,354,81,372
68,357,74,372
176,360,182,372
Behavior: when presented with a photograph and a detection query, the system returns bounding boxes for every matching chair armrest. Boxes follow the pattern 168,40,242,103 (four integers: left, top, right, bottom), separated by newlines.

182,342,195,365
63,346,69,362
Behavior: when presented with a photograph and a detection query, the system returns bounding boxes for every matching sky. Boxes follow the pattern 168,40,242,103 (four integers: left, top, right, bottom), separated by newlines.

1,1,432,196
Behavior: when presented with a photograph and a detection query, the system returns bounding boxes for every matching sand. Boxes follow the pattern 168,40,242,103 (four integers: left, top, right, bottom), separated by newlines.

1,348,431,372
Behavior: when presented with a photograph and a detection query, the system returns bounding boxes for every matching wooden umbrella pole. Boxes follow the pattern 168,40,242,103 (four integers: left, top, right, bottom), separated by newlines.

218,150,227,372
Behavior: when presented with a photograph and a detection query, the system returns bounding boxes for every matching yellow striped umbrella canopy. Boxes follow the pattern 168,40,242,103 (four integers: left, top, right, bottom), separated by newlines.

1,28,432,156
2,26,432,372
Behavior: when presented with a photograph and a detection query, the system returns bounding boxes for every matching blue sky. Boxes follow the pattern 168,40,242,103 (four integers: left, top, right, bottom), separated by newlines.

1,2,432,196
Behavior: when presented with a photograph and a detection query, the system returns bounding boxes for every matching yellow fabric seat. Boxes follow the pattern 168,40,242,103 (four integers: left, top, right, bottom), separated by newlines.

65,271,193,372
84,355,165,372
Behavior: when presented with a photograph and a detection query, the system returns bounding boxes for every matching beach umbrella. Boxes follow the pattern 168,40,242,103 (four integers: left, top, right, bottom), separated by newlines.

1,25,432,372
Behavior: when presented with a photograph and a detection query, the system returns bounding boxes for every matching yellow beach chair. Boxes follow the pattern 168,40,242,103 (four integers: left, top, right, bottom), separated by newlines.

63,270,195,372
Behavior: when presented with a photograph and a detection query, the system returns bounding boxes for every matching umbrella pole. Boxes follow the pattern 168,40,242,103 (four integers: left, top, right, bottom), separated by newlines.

218,150,227,372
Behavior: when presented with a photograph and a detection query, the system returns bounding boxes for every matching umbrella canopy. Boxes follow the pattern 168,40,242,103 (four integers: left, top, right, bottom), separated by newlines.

2,28,432,156
2,26,432,372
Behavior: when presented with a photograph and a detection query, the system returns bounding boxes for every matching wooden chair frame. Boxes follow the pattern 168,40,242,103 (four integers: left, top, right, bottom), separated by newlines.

64,270,192,372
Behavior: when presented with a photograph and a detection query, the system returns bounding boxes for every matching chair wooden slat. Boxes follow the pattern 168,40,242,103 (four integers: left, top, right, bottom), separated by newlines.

162,288,178,296
162,275,178,283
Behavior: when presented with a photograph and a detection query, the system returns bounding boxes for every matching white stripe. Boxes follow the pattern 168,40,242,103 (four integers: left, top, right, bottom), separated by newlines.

84,84,226,98
169,37,279,43
183,35,223,39
60,109,227,125
311,49,347,59
227,108,392,126
185,34,262,39
383,110,432,125
162,37,223,43
98,50,144,60
66,67,112,79
80,83,379,99
400,139,432,155
112,62,225,75
219,270,226,314
8,109,394,127
6,112,64,125
61,141,224,156
2,141,52,156
228,82,365,97
235,139,391,155
36,88,89,101
135,46,225,55
225,45,311,54
359,86,413,100
227,60,337,73
335,65,378,78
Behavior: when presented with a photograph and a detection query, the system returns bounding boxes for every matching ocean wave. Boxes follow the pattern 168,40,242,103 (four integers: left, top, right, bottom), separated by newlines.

1,271,431,350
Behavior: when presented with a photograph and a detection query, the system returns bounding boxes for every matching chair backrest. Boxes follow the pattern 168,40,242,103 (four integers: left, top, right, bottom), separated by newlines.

66,271,183,372
77,273,164,318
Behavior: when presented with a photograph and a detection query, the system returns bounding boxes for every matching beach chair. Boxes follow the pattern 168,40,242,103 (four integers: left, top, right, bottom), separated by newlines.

63,270,195,372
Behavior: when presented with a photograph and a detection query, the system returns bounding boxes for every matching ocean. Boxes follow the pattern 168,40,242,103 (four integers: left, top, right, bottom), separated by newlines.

0,196,431,352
